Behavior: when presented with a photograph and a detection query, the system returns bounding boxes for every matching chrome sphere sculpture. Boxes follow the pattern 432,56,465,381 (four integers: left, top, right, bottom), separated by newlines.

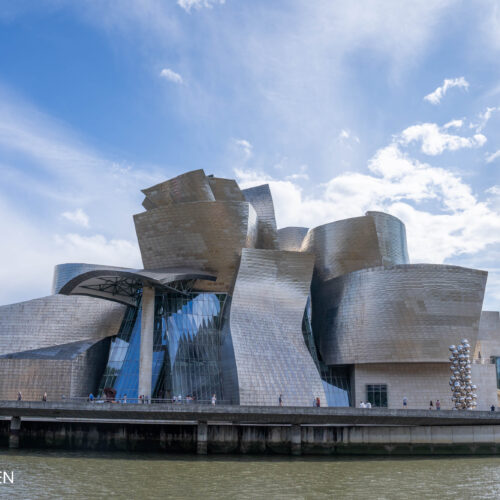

449,339,477,410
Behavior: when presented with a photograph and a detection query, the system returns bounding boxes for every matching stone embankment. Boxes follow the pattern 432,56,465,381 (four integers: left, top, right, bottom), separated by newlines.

1,402,500,455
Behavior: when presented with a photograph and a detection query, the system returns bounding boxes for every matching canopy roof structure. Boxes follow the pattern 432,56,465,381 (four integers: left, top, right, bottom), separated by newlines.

58,267,217,306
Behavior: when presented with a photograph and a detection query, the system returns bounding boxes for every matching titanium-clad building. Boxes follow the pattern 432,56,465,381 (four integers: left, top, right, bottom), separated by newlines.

0,169,498,408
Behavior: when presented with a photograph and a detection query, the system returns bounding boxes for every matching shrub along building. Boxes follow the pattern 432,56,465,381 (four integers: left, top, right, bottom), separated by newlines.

0,169,498,409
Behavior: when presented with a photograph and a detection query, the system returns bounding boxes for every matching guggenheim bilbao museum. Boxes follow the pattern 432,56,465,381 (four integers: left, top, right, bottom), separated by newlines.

0,169,499,410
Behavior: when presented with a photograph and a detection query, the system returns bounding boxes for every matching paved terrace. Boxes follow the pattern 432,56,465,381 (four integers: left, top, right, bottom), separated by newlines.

1,401,500,426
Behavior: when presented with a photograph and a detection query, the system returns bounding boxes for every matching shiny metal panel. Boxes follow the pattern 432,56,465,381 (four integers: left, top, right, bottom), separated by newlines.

0,295,125,356
208,177,245,202
301,216,382,280
277,227,308,251
474,311,500,360
134,201,258,292
141,169,215,209
242,184,279,250
0,338,110,400
366,211,410,266
228,248,326,406
313,264,487,365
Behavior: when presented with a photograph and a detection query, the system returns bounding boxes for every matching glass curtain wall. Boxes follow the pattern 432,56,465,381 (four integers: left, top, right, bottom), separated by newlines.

99,288,227,402
302,297,351,406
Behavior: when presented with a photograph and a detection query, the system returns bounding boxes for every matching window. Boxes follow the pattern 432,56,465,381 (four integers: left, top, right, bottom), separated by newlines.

366,384,388,408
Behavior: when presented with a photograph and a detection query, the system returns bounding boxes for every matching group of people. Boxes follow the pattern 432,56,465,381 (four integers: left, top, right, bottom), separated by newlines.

173,394,196,403
359,401,373,408
85,393,218,404
278,394,322,407
16,391,47,402
428,399,441,410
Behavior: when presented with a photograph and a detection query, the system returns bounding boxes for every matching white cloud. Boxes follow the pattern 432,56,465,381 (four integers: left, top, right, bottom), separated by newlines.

424,77,469,105
61,208,90,228
159,68,183,84
338,129,360,144
486,150,500,163
233,139,253,160
399,123,486,155
486,185,500,196
285,173,309,181
177,0,225,13
443,119,463,129
472,106,500,132
54,233,141,267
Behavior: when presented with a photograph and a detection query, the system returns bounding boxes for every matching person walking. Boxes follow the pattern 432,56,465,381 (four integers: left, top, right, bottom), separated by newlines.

17,391,22,401
403,396,408,408
360,401,366,408
491,405,496,412
88,393,94,402
279,394,283,407
211,393,217,406
366,401,372,409
429,400,434,410
316,397,321,408
436,399,441,410
42,392,47,402
123,394,127,404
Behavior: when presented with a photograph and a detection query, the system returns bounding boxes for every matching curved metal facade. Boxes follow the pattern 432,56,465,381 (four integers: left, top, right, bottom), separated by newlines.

301,216,382,281
302,212,410,281
208,177,245,202
366,211,410,266
0,295,125,355
475,311,500,360
141,169,215,209
134,201,258,292
227,248,326,406
277,227,308,251
1,167,494,407
0,295,125,400
242,184,279,250
312,264,487,365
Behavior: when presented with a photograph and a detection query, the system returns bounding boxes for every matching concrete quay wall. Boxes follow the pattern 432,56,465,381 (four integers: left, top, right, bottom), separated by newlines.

2,420,500,455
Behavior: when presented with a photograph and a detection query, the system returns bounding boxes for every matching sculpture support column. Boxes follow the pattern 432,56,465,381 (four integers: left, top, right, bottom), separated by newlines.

138,286,155,402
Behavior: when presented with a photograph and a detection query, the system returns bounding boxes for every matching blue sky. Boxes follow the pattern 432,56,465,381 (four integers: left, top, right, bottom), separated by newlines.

0,0,499,309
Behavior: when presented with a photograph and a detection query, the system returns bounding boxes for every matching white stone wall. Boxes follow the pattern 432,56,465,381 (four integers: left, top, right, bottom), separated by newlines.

354,362,497,410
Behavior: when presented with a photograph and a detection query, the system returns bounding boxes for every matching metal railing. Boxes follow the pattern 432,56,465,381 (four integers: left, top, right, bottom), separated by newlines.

12,396,232,405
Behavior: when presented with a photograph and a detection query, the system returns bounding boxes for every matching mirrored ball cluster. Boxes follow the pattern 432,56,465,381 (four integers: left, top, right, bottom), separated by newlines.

449,339,477,410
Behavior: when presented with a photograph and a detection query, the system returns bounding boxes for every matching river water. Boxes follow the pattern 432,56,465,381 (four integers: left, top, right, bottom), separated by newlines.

0,450,499,499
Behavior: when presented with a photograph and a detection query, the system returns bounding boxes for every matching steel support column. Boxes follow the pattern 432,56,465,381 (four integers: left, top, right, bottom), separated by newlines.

138,286,155,402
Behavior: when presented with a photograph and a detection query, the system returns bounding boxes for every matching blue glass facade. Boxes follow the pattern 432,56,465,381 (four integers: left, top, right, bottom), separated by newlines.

302,297,351,406
99,290,227,402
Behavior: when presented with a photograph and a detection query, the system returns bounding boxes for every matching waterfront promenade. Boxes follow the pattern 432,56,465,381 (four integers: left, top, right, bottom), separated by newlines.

3,402,500,455
1,401,500,426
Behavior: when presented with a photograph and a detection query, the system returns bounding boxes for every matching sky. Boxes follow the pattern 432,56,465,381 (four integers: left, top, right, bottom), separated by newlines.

0,0,498,309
